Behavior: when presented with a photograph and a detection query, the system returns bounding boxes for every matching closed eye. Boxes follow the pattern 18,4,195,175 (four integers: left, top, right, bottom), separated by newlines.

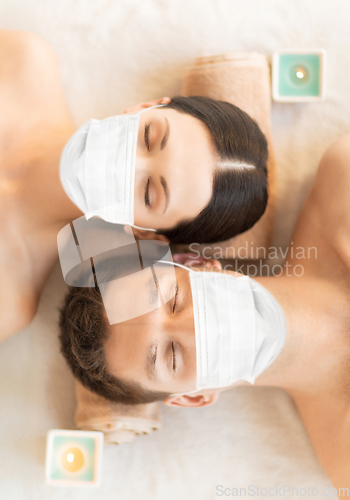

172,341,177,371
172,284,179,313
144,122,150,151
144,177,151,207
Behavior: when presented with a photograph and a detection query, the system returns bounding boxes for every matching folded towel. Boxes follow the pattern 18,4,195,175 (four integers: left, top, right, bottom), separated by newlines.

74,54,277,442
181,53,276,259
74,380,161,444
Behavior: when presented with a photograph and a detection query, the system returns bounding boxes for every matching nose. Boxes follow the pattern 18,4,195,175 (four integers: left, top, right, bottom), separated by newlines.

135,153,148,175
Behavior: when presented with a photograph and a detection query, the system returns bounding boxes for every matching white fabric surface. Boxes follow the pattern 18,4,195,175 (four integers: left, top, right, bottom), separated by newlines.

1,0,349,497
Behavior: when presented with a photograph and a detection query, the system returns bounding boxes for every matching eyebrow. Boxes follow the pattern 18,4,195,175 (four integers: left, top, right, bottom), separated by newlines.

159,117,170,214
144,271,161,381
144,267,173,381
146,343,158,380
160,116,170,150
144,263,181,380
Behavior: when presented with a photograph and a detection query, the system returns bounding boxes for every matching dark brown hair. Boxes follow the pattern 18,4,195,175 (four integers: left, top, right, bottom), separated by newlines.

59,280,171,405
158,96,269,244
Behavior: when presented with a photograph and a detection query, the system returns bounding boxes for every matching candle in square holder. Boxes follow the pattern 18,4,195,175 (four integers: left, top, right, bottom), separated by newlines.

272,50,326,102
45,429,103,486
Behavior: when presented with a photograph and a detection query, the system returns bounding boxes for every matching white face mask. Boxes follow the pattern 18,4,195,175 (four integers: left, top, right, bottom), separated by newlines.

59,105,162,230
166,263,287,395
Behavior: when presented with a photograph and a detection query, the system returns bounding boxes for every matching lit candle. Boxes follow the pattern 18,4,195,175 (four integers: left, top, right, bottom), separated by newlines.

60,446,85,473
45,429,103,486
295,66,308,81
272,50,326,102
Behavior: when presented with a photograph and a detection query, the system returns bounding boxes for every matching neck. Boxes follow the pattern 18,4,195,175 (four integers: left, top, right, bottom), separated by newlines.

22,127,83,233
11,126,84,296
250,274,347,398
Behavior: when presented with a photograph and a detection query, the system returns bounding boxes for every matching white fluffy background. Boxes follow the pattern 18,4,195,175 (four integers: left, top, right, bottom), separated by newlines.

1,0,349,498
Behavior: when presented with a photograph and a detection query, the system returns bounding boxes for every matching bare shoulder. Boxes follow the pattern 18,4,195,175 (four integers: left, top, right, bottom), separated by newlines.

315,134,350,196
315,135,350,269
319,133,350,164
286,134,350,277
0,29,59,79
310,135,350,229
0,30,74,165
0,29,63,107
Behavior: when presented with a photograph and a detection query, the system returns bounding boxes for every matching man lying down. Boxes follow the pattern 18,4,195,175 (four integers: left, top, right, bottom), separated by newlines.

59,245,286,405
58,136,350,491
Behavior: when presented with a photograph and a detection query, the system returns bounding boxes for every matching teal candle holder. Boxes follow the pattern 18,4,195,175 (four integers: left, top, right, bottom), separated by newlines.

45,429,104,487
272,50,326,102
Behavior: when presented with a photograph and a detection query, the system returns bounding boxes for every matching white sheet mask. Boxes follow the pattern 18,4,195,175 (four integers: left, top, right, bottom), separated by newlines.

59,105,163,230
160,262,287,395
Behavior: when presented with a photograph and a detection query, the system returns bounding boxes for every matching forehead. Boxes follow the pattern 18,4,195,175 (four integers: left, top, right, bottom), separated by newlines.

103,265,193,372
101,263,189,326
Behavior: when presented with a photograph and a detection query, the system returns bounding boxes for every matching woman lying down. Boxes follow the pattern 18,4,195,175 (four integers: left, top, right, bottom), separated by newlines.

59,133,350,491
0,29,268,343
